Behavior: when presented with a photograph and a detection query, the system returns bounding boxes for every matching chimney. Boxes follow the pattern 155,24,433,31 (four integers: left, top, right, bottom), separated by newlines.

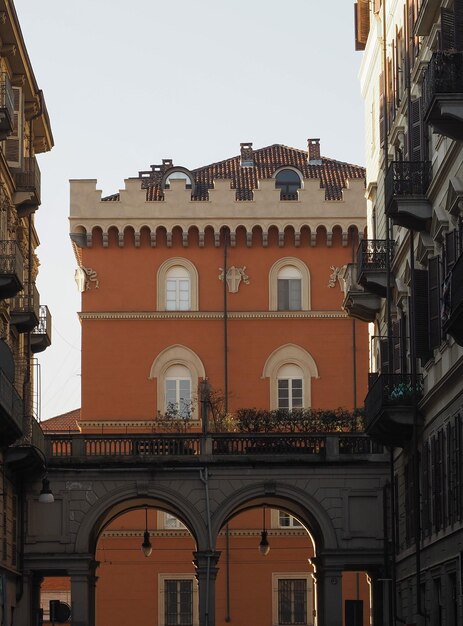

240,142,254,167
307,138,322,165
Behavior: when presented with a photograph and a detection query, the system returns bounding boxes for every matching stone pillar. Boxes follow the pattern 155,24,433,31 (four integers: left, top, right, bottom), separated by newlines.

193,551,221,626
14,571,42,626
70,561,98,626
314,565,343,626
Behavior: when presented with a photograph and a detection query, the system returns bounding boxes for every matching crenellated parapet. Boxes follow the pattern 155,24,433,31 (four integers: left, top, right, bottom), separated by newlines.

70,176,367,248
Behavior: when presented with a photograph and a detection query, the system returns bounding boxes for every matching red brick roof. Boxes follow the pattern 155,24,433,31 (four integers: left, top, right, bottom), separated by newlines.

41,408,81,433
103,143,365,202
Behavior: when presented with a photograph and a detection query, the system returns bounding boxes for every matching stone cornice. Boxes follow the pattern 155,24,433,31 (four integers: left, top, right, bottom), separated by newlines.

78,310,348,321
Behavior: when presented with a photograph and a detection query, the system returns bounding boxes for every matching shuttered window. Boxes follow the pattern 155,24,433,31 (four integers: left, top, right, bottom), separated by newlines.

411,98,423,162
379,72,385,147
277,266,302,310
440,7,456,51
354,0,370,51
428,256,442,350
422,441,431,536
5,86,23,168
413,270,431,363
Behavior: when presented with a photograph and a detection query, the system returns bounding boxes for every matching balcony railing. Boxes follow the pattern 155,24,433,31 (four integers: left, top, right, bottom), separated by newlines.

364,373,423,447
357,239,395,297
385,161,432,230
31,305,52,353
10,282,40,332
340,263,382,322
0,368,23,444
0,239,24,298
44,433,385,463
14,156,41,212
442,250,463,346
0,73,14,138
423,52,463,141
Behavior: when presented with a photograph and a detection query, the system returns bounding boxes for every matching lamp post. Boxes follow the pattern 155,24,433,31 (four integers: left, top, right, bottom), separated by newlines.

141,507,152,557
258,506,270,557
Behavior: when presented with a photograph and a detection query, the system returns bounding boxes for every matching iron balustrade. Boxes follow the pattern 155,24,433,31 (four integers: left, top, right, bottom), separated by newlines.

357,239,395,273
364,373,424,430
32,305,51,336
0,239,24,279
423,51,463,118
11,282,40,318
14,156,41,205
44,433,384,461
385,161,432,211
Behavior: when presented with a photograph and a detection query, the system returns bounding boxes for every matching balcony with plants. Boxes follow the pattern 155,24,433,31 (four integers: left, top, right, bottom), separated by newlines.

357,239,395,297
423,51,463,141
10,281,40,332
385,160,432,230
0,239,24,298
364,373,423,447
339,263,382,323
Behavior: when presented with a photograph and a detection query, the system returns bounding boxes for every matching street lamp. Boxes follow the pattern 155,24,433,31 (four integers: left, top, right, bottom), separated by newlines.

258,506,270,556
141,508,152,557
39,476,54,503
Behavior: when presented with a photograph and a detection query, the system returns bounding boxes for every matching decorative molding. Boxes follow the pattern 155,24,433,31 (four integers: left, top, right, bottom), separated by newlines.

328,266,344,289
78,310,347,321
218,266,250,293
268,257,311,311
81,266,99,290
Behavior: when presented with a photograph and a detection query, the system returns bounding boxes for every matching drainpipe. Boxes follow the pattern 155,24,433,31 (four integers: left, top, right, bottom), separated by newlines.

225,524,231,622
351,233,357,410
222,228,229,414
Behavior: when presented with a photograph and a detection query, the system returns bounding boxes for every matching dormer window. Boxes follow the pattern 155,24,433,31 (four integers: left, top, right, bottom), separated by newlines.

275,169,302,200
162,167,195,192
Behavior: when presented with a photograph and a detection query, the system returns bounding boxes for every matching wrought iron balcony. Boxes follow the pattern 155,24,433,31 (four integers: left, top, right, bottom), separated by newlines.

364,373,423,447
385,161,432,230
5,418,48,473
357,239,395,297
339,263,382,322
0,368,23,445
13,156,41,215
423,51,463,141
0,73,14,139
31,305,52,353
0,239,24,298
10,282,40,332
442,250,463,346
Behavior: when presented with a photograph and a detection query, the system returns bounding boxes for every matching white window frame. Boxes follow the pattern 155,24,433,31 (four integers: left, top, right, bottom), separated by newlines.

277,363,304,410
272,573,314,626
157,258,199,311
158,512,186,530
269,258,310,311
165,366,192,417
277,511,303,528
159,574,199,626
166,266,191,311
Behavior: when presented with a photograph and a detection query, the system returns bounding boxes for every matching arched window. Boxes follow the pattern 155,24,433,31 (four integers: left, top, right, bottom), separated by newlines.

275,169,302,199
277,363,304,410
277,266,302,311
164,364,192,417
262,344,319,410
157,258,199,311
166,266,190,311
149,345,206,418
269,258,310,311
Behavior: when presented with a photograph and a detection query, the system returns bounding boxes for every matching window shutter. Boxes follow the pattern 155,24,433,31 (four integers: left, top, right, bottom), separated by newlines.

379,73,385,147
374,0,381,13
380,337,390,373
413,270,431,363
289,279,301,310
428,256,442,349
277,279,289,311
5,86,23,168
444,229,458,275
355,0,370,50
440,8,455,51
455,0,463,50
411,98,423,161
392,319,402,373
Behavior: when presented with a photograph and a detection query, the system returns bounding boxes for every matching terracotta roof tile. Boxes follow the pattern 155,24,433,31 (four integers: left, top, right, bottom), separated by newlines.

102,143,364,202
41,408,81,433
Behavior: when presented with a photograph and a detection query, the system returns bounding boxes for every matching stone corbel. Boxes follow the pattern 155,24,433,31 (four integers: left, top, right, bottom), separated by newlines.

214,232,221,247
342,232,349,247
87,232,93,248
310,232,317,246
134,232,140,248
294,232,300,247
1,44,16,58
278,232,284,247
246,232,252,247
11,73,24,87
166,232,172,247
150,232,156,247
101,233,108,248
0,12,7,25
229,232,236,247
262,231,268,247
326,232,333,247
198,231,205,247
118,232,124,247
182,232,188,247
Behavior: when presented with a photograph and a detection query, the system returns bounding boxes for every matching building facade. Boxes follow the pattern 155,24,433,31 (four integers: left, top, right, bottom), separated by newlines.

40,139,380,626
351,0,463,623
0,1,54,625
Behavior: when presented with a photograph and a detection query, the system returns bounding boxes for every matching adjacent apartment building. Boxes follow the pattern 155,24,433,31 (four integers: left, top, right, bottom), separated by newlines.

43,139,375,626
0,1,54,625
351,0,463,623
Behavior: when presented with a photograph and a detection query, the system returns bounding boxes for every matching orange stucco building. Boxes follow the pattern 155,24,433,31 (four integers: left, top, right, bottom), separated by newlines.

42,139,372,626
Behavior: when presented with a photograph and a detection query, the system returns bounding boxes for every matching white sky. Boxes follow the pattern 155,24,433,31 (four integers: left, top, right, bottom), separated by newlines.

15,0,365,421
